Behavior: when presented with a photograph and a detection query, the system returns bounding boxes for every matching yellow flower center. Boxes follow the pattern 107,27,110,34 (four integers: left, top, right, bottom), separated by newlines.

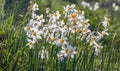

78,10,81,14
73,27,76,30
73,18,77,23
70,50,74,53
54,13,57,16
62,10,65,14
60,39,64,43
68,7,71,10
34,23,38,26
35,5,38,9
108,17,111,21
40,18,43,20
33,32,37,36
66,25,70,29
29,42,33,45
34,16,37,20
77,29,81,33
85,22,89,25
26,26,30,30
107,22,110,26
65,49,69,53
73,22,76,26
83,29,87,32
71,13,76,18
51,37,56,41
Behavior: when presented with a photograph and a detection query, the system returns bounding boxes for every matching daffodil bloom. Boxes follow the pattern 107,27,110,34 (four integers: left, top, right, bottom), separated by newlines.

102,17,110,28
82,28,91,34
97,29,109,38
101,29,109,36
64,4,75,13
93,2,99,11
81,1,90,8
26,39,35,49
46,8,50,14
56,36,68,46
37,15,45,23
113,3,119,11
24,26,31,31
48,24,58,33
59,45,77,58
84,20,90,27
86,33,95,43
52,11,61,20
49,33,59,45
24,25,33,37
60,26,70,36
32,13,38,20
32,20,40,28
93,41,103,48
32,3,39,11
60,20,65,27
31,28,42,41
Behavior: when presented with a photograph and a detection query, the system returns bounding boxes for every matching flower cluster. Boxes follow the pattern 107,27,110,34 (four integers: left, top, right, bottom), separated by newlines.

81,1,99,11
24,3,44,49
113,3,119,11
24,3,109,59
81,0,120,12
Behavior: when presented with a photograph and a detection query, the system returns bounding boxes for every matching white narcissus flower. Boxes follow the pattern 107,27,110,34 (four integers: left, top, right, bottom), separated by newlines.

81,1,90,8
37,15,45,23
32,13,37,20
49,33,59,45
60,20,65,27
32,20,40,28
71,4,76,9
56,36,68,46
113,3,119,11
60,26,70,36
97,29,109,40
46,8,50,14
114,6,119,11
49,24,57,30
26,39,35,49
102,17,110,28
63,4,75,13
93,2,99,11
32,3,39,11
31,28,42,41
24,25,33,37
59,45,77,58
101,29,109,36
89,6,93,11
24,26,31,31
84,20,90,27
52,11,61,20
82,28,91,34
